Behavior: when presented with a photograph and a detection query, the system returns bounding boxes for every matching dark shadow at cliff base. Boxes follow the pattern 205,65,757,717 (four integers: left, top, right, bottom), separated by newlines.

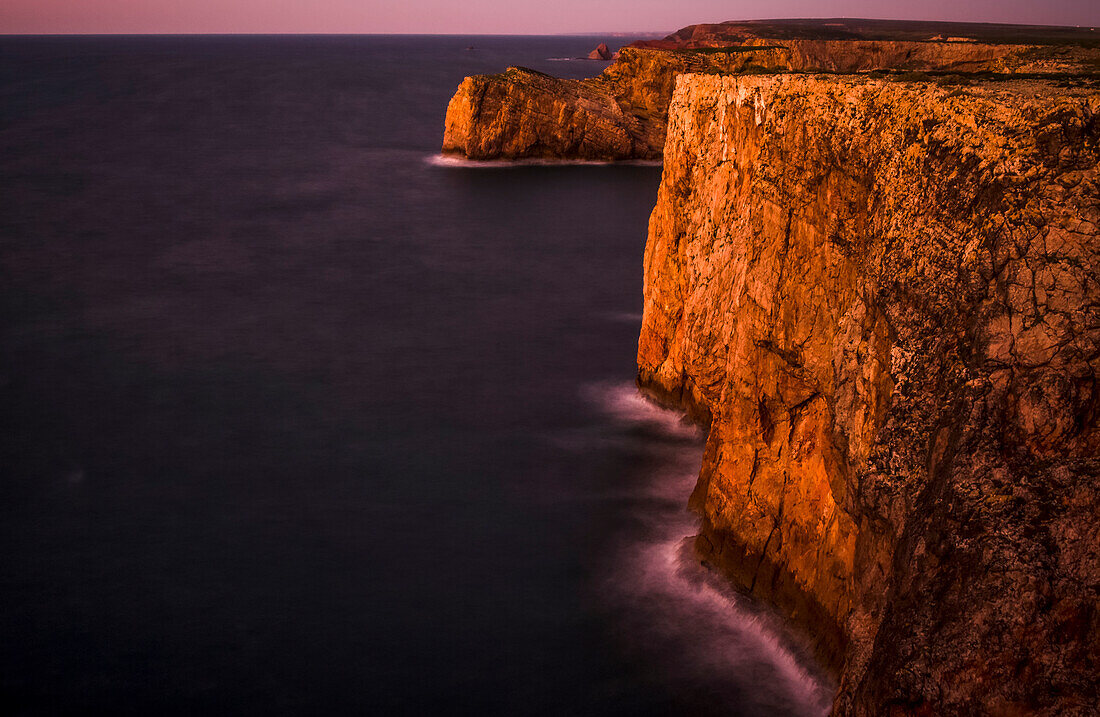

694,523,849,682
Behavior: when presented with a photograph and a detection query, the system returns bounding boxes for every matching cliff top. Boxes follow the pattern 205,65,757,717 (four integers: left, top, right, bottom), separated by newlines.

674,71,1100,106
633,18,1100,49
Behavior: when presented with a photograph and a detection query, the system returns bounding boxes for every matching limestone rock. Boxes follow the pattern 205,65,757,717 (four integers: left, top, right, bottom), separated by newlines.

637,73,1100,715
442,20,1100,161
441,49,794,161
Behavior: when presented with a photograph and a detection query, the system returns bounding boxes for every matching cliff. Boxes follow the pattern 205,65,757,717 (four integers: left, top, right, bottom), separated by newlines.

441,19,1100,161
637,73,1100,715
441,48,791,161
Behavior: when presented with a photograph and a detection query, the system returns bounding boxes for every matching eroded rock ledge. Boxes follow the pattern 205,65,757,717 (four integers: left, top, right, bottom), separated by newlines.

638,73,1099,715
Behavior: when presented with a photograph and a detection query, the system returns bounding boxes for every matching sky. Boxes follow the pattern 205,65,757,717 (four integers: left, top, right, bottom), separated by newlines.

2,0,1098,35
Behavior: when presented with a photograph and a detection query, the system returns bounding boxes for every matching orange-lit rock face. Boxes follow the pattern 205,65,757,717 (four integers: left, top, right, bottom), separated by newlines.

638,74,1100,715
441,30,1100,162
441,49,793,161
442,67,652,161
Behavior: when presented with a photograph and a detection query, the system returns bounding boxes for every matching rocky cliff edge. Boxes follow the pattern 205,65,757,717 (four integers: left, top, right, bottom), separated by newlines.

638,72,1099,715
441,19,1100,161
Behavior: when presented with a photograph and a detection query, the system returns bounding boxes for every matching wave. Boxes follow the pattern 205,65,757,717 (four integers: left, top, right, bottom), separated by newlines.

425,154,663,168
583,380,700,441
612,533,835,715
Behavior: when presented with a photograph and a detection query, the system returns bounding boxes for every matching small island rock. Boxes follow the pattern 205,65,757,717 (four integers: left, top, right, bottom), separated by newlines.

587,43,612,60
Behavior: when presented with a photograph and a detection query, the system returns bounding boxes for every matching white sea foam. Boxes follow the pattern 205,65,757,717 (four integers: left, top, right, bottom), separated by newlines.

586,381,834,715
619,537,835,715
583,380,700,440
535,382,699,503
425,154,663,168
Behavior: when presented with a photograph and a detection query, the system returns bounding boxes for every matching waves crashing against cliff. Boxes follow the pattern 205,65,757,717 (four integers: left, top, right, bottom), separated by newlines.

639,73,1099,715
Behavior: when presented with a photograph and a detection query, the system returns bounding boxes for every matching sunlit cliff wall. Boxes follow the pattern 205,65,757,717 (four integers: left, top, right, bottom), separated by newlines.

637,73,1100,715
441,48,791,161
442,41,1100,161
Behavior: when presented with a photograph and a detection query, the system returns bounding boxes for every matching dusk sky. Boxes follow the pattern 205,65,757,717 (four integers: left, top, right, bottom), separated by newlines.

3,1,1098,34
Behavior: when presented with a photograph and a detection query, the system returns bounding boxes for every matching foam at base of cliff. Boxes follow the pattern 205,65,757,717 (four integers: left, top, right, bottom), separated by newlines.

584,382,834,716
638,73,1098,715
426,154,662,168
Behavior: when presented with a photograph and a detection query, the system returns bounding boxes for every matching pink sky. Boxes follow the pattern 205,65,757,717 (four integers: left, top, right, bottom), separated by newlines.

2,0,1098,34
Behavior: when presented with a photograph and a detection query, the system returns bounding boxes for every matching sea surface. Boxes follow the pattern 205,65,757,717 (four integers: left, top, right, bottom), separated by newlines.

0,36,832,715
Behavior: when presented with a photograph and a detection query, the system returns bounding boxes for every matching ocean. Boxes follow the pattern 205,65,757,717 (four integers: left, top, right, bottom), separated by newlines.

0,35,831,715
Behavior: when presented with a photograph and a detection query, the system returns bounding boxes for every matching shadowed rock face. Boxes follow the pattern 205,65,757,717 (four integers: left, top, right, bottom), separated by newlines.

638,73,1099,715
588,43,612,60
441,19,1100,161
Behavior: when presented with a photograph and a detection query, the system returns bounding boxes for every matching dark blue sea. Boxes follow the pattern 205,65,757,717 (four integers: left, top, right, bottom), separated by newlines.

0,35,832,716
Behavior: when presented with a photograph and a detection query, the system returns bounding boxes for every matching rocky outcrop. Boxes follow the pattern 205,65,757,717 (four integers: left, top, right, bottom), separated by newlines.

441,19,1100,161
441,65,657,161
637,73,1099,715
441,48,792,161
587,43,612,60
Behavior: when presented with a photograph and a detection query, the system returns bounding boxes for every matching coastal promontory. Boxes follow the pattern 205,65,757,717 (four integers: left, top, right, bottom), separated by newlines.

440,17,1100,715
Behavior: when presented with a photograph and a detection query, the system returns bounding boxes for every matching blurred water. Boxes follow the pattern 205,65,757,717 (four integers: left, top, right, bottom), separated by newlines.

0,35,830,715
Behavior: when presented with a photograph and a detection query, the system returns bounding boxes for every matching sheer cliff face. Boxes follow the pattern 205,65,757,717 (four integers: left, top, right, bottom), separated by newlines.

442,66,655,161
638,74,1099,714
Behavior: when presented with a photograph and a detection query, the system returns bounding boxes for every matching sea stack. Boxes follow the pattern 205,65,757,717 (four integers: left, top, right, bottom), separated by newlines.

587,42,612,60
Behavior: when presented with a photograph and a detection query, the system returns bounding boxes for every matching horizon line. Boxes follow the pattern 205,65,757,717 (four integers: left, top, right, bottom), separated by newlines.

3,17,1098,37
2,31,671,37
